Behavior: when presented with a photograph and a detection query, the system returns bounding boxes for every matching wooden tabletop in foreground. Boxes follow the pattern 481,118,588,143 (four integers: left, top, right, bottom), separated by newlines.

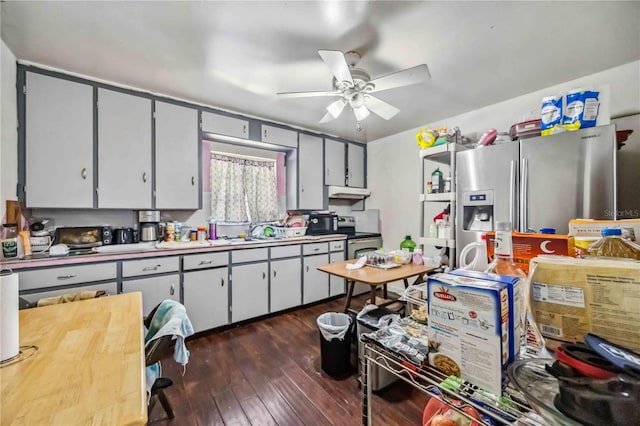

317,259,437,285
1,292,147,426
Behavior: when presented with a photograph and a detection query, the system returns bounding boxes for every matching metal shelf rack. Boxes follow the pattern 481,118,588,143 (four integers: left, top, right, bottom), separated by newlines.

419,129,468,269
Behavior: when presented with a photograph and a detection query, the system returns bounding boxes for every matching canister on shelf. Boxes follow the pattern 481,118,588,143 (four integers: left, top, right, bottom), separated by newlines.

444,177,452,193
190,229,197,241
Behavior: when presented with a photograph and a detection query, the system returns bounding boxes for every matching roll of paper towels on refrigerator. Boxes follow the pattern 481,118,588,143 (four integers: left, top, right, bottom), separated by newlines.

1,269,19,362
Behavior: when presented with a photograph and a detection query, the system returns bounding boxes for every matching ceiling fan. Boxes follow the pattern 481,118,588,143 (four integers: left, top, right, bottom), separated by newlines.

278,50,431,126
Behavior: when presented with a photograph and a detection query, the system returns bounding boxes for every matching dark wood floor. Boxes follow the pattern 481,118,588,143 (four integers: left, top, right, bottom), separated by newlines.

150,294,428,425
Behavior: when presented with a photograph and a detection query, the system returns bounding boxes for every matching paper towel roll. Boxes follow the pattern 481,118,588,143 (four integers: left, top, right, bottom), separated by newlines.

1,270,19,362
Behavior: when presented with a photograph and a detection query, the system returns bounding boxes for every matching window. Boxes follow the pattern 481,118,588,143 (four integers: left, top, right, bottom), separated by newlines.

210,152,279,222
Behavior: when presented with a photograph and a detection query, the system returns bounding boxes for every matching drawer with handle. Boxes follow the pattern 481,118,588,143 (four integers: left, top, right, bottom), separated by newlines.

329,240,345,252
122,256,179,277
18,262,117,291
183,252,229,271
303,242,328,255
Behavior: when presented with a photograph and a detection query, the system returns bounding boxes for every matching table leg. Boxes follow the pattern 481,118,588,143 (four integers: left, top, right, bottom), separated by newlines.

369,285,377,306
382,284,388,299
343,280,356,314
403,278,410,289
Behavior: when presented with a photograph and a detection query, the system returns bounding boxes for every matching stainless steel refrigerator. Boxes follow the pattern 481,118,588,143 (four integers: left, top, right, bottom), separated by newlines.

455,124,617,264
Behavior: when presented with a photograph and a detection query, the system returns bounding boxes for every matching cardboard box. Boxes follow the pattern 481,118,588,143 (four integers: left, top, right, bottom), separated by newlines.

529,255,640,352
449,269,522,362
486,232,575,275
568,219,640,241
427,273,513,395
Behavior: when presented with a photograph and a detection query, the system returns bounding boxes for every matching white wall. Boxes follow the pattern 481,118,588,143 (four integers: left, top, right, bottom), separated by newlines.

368,61,640,264
1,39,17,222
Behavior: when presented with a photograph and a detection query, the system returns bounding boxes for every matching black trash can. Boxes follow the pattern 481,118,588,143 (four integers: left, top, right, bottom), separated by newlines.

317,312,352,376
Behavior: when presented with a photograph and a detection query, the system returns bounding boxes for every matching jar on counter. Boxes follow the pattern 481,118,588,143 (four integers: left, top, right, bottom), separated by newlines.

165,222,175,242
197,227,207,241
426,181,433,194
1,224,19,259
189,229,197,241
413,248,424,265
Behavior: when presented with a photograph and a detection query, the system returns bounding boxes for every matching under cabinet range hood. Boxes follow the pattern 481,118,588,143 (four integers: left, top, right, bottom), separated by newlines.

327,186,371,200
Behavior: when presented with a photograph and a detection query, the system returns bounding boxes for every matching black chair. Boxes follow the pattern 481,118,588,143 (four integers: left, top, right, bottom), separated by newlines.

144,304,176,420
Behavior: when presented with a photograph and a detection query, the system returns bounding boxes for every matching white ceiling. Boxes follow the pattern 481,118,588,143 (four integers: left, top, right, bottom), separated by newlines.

2,1,639,143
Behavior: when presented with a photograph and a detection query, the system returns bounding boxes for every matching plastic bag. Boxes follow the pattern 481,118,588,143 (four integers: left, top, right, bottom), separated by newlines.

317,312,351,341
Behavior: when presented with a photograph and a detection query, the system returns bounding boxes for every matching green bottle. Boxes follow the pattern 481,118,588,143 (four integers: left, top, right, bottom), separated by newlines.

400,235,416,252
431,168,444,193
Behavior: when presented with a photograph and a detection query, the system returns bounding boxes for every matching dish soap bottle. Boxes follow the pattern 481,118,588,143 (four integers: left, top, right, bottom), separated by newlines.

400,235,416,252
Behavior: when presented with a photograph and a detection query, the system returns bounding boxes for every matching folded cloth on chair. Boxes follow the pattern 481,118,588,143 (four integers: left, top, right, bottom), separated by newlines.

144,300,195,397
37,290,103,307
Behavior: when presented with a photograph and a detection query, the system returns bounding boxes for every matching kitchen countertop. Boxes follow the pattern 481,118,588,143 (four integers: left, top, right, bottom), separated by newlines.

1,234,347,270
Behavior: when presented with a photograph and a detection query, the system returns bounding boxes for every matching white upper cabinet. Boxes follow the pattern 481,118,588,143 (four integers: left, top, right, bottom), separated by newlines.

324,138,345,186
201,111,248,139
25,72,94,208
298,133,324,209
97,89,152,208
347,142,365,188
154,101,200,209
261,124,297,148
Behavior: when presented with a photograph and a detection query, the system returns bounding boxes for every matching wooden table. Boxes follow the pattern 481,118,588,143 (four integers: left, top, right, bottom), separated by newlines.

1,292,147,426
317,260,436,314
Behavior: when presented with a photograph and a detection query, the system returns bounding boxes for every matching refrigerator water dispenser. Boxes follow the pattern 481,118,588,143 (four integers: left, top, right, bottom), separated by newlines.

462,190,494,232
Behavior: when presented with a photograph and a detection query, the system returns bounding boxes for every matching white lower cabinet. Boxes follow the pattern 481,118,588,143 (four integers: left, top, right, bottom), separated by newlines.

19,282,118,307
329,251,346,296
231,262,269,323
183,268,229,333
270,257,301,313
303,254,329,304
122,274,180,316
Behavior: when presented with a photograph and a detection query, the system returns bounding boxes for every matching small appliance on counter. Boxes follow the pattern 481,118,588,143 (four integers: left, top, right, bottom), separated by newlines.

306,213,338,235
138,210,162,242
54,226,112,249
113,227,134,245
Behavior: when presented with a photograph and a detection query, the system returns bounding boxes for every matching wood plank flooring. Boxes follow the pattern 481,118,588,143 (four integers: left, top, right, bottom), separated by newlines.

149,294,428,425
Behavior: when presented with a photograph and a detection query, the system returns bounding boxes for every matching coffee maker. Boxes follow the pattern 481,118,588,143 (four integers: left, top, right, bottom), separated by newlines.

138,210,162,242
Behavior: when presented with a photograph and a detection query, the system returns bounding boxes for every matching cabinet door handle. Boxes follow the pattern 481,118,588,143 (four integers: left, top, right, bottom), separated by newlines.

273,270,277,278
262,272,266,280
243,124,247,135
191,176,196,186
264,129,267,139
57,274,76,280
81,168,87,180
306,265,309,272
198,260,213,265
313,248,319,251
170,283,175,295
142,264,162,271
301,185,304,193
221,277,224,287
142,172,147,183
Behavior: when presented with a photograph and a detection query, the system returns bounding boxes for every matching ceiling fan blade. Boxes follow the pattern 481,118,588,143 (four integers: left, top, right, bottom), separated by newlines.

326,99,347,119
368,64,431,93
352,105,370,122
319,111,336,124
318,50,354,84
364,95,400,120
277,90,342,98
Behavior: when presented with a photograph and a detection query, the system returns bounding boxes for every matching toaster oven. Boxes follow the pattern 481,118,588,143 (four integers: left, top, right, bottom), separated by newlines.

54,226,112,248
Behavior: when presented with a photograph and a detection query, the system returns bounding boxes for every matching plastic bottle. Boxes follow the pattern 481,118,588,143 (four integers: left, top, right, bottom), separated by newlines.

400,235,416,252
485,222,526,356
588,228,640,260
208,219,217,240
426,181,433,194
431,168,444,193
413,248,424,265
459,234,488,271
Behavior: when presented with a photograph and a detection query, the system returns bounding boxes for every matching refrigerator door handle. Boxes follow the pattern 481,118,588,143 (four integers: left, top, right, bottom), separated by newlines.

520,158,529,232
509,160,516,228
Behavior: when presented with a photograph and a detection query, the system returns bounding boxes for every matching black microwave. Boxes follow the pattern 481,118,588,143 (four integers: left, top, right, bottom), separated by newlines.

306,214,338,235
54,226,112,248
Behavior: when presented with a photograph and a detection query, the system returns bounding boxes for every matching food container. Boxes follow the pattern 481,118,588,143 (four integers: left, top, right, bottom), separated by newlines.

273,226,307,238
509,119,541,140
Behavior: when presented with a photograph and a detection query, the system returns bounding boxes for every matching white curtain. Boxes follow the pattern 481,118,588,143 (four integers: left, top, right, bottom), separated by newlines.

210,153,278,222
